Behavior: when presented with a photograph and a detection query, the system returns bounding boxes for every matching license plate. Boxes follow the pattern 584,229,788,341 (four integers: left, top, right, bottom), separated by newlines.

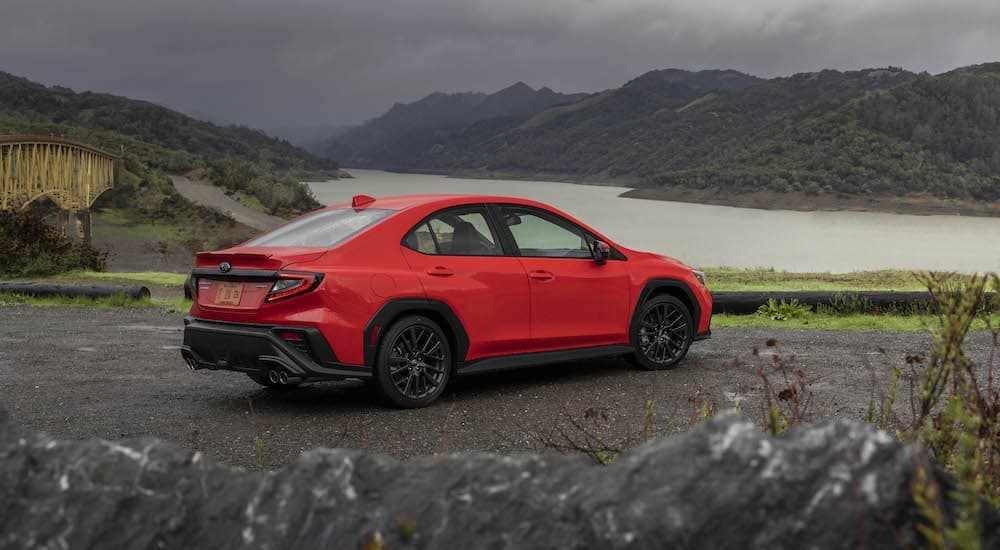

215,282,243,306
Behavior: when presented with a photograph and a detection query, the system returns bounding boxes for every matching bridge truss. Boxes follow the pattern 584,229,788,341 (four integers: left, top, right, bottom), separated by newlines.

1,136,118,245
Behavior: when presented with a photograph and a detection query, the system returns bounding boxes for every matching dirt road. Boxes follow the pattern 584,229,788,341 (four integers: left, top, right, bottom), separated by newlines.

169,175,283,232
1,306,996,470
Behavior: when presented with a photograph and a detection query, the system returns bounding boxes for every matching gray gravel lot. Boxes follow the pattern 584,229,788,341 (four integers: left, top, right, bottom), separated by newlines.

1,306,996,470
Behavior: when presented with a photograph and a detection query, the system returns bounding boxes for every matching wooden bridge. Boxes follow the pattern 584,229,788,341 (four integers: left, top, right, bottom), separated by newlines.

1,135,117,245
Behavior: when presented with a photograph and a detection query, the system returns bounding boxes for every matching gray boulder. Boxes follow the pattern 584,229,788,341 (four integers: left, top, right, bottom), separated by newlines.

0,410,996,549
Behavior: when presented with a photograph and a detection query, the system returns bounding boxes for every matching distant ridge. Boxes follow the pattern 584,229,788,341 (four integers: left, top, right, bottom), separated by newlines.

324,64,1000,202
324,82,589,168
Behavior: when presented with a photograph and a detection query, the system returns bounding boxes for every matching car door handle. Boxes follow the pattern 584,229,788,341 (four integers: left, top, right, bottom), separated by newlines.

426,266,454,277
529,270,555,281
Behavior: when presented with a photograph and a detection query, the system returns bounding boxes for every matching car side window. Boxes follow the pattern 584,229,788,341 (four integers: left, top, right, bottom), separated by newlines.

500,207,592,258
403,207,502,256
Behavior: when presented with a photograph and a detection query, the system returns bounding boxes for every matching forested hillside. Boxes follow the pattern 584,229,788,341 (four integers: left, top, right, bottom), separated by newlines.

0,71,335,217
653,65,1000,200
0,71,336,173
332,64,1000,202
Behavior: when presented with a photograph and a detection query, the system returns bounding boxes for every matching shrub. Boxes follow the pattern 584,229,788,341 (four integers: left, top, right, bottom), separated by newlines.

755,298,812,320
867,272,1000,546
0,209,107,276
207,157,321,218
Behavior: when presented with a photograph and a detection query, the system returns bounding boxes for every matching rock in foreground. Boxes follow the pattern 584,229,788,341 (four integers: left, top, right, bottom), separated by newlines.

0,411,996,549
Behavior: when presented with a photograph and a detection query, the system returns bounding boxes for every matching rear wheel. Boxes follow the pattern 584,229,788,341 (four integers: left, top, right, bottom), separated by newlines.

375,315,452,408
628,295,693,370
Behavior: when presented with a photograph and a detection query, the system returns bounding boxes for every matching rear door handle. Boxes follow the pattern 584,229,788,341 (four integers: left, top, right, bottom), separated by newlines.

529,270,555,281
426,266,454,277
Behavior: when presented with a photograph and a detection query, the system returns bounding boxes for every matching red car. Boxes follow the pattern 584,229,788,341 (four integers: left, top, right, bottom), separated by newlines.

182,194,712,407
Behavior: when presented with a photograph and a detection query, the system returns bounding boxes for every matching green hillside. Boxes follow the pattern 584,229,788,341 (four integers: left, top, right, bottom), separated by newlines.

0,71,345,271
0,71,336,173
0,71,337,218
333,64,1000,203
655,65,1000,200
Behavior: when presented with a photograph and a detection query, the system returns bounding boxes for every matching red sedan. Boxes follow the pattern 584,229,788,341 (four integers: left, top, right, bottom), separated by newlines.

182,194,712,407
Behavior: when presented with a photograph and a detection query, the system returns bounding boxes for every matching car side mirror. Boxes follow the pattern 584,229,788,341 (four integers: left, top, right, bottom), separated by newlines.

591,240,610,265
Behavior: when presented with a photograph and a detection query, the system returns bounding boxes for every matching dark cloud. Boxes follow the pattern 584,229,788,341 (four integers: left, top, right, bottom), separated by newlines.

1,0,998,129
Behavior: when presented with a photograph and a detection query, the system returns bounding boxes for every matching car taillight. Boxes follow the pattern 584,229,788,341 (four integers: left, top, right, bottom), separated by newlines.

264,272,323,303
184,274,197,298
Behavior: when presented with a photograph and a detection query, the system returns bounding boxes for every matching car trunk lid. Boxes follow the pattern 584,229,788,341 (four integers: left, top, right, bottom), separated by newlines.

192,247,326,310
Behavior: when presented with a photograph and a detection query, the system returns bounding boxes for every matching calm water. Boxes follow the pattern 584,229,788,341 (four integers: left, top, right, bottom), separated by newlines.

307,169,1000,273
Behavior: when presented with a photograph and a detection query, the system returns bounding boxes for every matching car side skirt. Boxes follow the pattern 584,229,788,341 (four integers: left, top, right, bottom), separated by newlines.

458,344,634,376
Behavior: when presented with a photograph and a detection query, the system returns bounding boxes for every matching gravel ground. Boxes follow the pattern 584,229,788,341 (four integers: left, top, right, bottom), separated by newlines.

1,306,996,470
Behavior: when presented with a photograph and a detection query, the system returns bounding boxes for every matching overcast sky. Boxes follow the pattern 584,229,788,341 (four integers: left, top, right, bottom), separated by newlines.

2,0,998,130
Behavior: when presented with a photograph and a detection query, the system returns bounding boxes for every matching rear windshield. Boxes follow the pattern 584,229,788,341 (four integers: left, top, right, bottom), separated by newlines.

244,208,395,248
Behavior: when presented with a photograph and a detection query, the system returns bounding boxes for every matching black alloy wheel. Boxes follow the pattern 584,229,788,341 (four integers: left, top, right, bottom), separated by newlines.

376,315,452,408
628,295,693,370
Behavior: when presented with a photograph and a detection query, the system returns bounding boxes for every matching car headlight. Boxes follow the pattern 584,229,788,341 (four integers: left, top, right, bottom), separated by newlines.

692,269,707,286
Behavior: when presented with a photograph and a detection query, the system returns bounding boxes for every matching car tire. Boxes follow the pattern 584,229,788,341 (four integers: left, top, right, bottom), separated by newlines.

375,315,452,408
627,294,693,371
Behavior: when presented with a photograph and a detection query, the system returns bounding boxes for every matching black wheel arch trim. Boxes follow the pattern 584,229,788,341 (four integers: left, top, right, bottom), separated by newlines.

630,279,702,340
364,298,470,367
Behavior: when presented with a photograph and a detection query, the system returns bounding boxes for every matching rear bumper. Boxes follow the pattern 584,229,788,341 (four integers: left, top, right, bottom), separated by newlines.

181,317,370,381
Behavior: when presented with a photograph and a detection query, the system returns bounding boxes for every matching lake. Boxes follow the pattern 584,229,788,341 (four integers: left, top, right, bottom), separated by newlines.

306,169,1000,273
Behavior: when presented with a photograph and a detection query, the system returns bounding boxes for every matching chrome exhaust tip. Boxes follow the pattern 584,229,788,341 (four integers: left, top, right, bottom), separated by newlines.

268,369,280,384
277,370,289,384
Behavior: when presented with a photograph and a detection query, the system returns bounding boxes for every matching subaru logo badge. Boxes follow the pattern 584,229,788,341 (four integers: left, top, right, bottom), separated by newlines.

219,262,232,273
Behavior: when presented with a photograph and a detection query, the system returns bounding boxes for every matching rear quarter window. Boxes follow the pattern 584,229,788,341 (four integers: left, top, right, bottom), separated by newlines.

244,208,395,248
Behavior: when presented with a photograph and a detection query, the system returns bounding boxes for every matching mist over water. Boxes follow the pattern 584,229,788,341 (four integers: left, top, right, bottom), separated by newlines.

307,170,1000,273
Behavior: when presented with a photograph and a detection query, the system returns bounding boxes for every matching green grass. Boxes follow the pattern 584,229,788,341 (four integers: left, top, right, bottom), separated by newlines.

0,292,156,309
51,270,187,287
703,268,928,291
713,312,1000,331
228,190,270,215
93,208,179,241
0,291,192,312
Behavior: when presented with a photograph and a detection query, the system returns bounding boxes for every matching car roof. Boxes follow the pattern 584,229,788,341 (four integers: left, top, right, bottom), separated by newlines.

327,194,546,211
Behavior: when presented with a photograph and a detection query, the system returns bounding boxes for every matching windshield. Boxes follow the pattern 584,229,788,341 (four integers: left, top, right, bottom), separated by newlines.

244,208,395,248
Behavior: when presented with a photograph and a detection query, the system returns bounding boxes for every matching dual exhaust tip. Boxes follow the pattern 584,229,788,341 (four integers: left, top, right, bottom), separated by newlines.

181,349,199,371
267,368,302,385
182,348,302,385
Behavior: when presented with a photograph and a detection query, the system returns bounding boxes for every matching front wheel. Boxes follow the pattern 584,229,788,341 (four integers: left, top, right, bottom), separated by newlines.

375,315,452,408
627,295,693,370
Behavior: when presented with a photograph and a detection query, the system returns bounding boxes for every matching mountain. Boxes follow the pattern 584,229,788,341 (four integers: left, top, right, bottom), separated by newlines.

325,82,589,167
0,71,337,174
328,64,1000,202
421,68,768,177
